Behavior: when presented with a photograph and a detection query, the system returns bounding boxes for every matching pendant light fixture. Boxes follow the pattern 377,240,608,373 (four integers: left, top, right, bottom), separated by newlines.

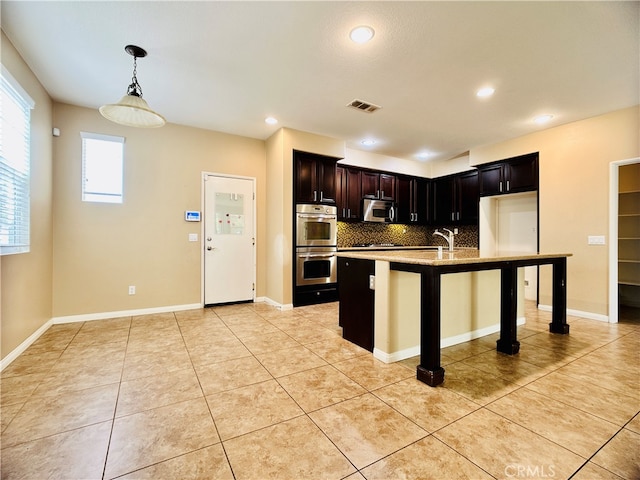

99,45,165,128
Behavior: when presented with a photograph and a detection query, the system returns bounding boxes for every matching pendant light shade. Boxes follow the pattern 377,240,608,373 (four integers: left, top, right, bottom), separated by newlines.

99,45,165,128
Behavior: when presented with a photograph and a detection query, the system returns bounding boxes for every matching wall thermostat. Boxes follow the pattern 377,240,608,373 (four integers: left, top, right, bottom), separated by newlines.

185,211,201,222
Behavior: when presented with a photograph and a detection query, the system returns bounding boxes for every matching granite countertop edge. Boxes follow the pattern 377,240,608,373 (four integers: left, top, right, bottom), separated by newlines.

335,249,573,266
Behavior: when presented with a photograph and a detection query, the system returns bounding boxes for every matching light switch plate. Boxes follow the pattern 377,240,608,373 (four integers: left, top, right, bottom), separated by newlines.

588,235,605,245
189,233,198,242
369,275,375,290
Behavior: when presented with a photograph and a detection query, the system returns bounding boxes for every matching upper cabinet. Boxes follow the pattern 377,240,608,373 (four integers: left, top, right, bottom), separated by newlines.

396,176,430,224
433,170,478,225
336,165,362,221
478,153,539,196
294,150,339,204
361,171,396,201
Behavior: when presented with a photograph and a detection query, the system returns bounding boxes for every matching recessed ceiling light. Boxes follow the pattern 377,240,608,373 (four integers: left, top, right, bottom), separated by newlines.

350,25,375,44
476,87,495,98
361,139,376,146
265,116,278,125
417,152,431,160
534,114,554,124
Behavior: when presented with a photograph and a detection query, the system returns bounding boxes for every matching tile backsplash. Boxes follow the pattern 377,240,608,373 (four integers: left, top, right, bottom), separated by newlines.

337,222,479,248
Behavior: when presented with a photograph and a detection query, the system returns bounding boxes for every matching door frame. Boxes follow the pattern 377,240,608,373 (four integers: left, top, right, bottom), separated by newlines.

201,171,257,306
608,157,640,323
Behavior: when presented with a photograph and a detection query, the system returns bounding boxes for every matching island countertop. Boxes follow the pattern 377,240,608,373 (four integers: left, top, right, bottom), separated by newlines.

336,248,572,266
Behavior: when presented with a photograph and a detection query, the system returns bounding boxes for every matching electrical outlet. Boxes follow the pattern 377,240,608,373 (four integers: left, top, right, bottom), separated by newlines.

128,285,136,295
454,228,458,235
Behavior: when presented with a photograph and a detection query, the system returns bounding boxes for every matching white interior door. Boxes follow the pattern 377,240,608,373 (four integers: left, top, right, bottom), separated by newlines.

204,174,255,305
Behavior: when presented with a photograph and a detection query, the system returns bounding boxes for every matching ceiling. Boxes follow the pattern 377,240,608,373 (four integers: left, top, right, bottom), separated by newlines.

2,1,638,163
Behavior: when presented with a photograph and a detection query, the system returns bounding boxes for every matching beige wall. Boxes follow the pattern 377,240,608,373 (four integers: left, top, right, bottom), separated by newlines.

470,106,640,316
341,148,431,178
1,33,54,359
265,129,286,304
52,104,266,317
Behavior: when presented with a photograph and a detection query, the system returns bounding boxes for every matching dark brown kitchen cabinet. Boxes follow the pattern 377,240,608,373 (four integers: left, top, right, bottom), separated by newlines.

362,171,395,201
396,176,430,224
338,257,374,352
336,165,362,221
433,170,478,225
294,150,339,204
478,152,538,196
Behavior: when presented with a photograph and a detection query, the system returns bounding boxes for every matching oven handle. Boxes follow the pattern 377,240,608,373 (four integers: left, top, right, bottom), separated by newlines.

297,215,335,220
298,253,336,259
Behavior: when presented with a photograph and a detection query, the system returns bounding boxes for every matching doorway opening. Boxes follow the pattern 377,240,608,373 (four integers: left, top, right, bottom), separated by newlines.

609,158,640,324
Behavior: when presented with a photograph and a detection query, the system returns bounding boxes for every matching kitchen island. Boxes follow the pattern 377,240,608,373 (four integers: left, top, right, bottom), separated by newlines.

336,249,572,387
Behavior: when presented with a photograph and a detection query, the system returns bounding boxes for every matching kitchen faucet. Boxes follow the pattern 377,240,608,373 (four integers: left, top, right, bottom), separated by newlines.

433,228,455,251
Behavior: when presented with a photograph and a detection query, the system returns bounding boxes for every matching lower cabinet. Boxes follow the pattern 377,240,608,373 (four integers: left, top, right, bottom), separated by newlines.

338,257,374,352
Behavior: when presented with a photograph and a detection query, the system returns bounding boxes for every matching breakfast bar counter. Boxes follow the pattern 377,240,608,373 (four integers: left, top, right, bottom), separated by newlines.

336,249,572,387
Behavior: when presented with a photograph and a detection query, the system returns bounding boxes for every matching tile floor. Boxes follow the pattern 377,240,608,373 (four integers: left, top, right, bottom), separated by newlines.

1,301,639,479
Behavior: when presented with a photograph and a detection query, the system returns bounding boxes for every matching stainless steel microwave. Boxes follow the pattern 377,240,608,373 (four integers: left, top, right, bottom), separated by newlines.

362,198,396,223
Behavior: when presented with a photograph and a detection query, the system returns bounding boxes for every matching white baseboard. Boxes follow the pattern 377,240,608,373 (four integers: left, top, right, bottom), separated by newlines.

373,317,526,364
537,304,609,323
51,303,203,324
261,296,294,311
374,345,420,363
1,319,53,372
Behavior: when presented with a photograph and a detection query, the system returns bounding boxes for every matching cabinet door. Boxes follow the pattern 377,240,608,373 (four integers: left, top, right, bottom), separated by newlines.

506,155,538,193
295,155,317,204
457,171,479,224
338,257,374,352
344,167,362,220
414,178,430,224
433,176,454,223
379,174,396,201
317,159,337,204
336,166,346,219
361,171,380,199
395,176,412,223
478,163,504,196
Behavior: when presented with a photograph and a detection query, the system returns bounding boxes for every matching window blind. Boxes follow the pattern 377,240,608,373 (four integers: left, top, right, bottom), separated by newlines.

0,66,34,255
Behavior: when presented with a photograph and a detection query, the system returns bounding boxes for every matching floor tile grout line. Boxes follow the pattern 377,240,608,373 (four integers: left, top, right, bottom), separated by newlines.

567,417,639,480
101,316,133,480
173,309,239,480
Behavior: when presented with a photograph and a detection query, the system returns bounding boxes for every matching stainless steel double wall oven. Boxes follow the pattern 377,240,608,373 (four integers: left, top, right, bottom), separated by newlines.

294,204,338,306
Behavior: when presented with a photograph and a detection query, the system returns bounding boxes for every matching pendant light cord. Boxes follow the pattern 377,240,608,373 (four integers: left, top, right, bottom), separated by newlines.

126,56,144,98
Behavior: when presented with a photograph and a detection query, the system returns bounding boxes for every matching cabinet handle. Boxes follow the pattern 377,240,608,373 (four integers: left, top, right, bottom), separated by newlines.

377,190,380,199
381,190,385,199
342,208,346,217
320,191,324,202
457,212,460,221
415,213,418,222
506,180,510,192
451,212,455,221
347,208,351,218
313,191,317,202
499,181,503,192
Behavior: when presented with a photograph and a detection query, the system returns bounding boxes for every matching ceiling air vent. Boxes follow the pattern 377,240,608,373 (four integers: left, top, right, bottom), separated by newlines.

347,99,382,113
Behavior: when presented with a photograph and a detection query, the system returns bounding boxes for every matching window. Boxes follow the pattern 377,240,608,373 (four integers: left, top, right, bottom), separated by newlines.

81,132,124,203
0,66,34,255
